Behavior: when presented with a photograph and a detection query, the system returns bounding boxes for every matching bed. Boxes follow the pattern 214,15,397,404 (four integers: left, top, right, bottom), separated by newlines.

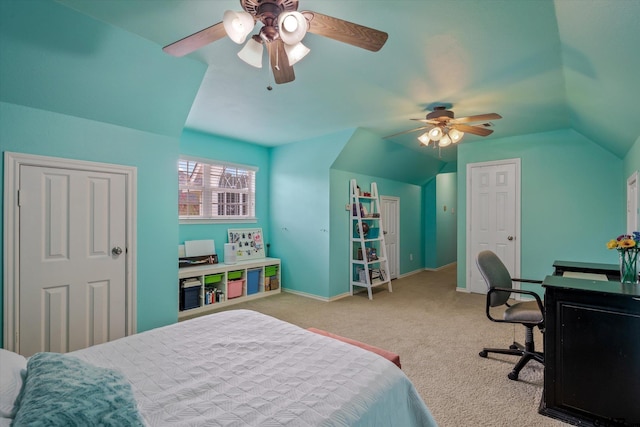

1,309,437,426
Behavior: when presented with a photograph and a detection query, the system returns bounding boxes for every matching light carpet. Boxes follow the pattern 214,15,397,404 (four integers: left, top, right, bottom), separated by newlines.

184,264,567,426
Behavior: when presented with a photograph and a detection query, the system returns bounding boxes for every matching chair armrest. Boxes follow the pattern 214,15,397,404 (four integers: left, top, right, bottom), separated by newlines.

486,286,545,323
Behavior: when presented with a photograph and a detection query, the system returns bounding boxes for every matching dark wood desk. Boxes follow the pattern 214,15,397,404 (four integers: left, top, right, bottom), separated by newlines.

552,260,620,280
540,275,640,426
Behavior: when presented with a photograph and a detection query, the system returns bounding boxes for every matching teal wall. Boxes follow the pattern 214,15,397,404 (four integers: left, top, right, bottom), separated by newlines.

435,173,458,267
457,129,624,289
332,128,444,186
424,173,458,270
0,102,181,338
178,130,272,257
0,0,205,345
270,130,350,299
424,179,437,268
1,0,636,348
0,0,203,138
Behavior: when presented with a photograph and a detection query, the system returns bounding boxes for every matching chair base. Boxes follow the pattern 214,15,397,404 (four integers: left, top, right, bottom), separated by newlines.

479,341,544,381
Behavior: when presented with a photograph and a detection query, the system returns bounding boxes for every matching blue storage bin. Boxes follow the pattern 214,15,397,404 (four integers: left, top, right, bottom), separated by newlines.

180,286,200,311
247,269,260,295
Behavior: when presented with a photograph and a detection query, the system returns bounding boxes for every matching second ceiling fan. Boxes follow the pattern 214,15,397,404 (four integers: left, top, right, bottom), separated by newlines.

163,0,388,84
386,106,502,148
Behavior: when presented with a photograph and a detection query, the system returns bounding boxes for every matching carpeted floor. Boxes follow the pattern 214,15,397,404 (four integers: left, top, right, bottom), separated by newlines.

184,265,567,426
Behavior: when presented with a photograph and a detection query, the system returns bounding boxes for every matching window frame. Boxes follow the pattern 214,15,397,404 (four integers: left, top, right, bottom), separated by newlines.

178,156,258,224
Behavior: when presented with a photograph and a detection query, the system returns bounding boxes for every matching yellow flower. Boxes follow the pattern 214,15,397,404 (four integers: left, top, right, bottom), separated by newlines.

606,239,619,249
619,238,637,249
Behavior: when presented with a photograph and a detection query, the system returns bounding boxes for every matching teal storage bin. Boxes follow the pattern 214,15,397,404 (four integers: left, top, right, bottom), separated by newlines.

247,269,260,295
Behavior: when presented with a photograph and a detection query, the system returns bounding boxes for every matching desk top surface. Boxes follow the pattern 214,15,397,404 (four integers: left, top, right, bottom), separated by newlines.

543,274,640,297
552,260,619,271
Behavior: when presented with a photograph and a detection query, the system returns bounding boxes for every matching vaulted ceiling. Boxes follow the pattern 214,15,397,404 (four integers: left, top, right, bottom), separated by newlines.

54,0,640,162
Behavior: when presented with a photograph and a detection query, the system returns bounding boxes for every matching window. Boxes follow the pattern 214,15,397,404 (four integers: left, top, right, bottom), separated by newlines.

179,157,256,222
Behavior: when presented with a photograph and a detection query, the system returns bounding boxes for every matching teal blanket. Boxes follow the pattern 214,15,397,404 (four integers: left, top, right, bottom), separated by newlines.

12,352,144,427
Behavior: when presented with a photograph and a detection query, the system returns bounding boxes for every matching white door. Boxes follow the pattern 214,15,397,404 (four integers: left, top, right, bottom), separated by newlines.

467,159,520,294
628,171,638,233
18,165,128,356
380,196,400,279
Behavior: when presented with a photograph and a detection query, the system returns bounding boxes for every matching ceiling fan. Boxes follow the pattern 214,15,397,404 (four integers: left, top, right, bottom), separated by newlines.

385,106,502,148
162,0,388,84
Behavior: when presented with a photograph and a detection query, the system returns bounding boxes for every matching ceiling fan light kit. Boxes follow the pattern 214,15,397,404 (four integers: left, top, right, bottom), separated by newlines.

449,128,464,143
283,41,310,66
278,11,308,44
428,127,443,141
223,10,254,44
163,0,388,84
237,35,264,68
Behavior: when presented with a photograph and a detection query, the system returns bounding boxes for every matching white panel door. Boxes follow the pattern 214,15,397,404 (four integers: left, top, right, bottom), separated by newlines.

381,196,400,279
19,165,127,356
467,160,520,294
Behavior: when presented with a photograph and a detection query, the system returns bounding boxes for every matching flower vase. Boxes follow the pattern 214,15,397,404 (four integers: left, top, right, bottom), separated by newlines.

618,248,639,284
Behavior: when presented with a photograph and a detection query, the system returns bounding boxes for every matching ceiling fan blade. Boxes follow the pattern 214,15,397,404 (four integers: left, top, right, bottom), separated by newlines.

411,118,440,125
384,126,431,139
163,22,227,57
302,11,388,52
451,113,502,124
267,40,295,84
452,124,494,137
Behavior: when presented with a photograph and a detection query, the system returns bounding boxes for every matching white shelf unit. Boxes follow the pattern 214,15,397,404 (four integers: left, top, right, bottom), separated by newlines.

350,179,392,300
178,257,281,320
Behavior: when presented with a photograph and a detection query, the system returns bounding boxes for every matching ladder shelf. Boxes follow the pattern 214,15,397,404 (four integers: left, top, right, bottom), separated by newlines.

349,179,392,300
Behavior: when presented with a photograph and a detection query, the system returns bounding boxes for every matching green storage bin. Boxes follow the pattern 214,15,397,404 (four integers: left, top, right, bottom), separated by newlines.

204,273,223,285
228,270,243,280
265,265,278,277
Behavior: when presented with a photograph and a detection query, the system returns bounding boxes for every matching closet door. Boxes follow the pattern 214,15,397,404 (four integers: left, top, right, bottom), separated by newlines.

19,165,127,356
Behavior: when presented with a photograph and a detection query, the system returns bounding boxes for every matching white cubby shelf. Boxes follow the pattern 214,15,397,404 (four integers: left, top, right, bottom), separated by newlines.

178,257,281,320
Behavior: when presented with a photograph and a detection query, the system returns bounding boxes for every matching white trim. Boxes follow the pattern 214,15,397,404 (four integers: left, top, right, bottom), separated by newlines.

422,261,457,272
3,152,137,352
282,288,330,302
179,218,258,224
627,171,639,233
179,154,259,172
398,269,426,278
465,158,521,293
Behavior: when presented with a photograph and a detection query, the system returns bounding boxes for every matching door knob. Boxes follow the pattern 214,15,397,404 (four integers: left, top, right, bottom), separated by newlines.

507,236,514,241
112,246,123,255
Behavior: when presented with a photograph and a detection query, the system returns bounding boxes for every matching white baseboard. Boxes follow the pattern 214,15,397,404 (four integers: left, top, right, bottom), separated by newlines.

397,269,425,279
282,288,351,302
423,261,457,272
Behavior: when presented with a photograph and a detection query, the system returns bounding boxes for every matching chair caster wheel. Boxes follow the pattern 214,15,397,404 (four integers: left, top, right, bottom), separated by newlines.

509,344,518,350
479,350,488,358
508,371,518,381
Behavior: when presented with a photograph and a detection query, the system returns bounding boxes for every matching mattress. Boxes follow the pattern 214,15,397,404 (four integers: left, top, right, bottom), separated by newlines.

70,309,437,426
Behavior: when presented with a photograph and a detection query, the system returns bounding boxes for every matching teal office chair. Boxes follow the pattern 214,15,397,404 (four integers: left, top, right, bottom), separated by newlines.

476,250,545,381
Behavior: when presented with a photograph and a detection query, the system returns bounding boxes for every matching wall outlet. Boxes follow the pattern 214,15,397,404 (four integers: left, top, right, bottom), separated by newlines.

409,253,413,261
345,203,351,211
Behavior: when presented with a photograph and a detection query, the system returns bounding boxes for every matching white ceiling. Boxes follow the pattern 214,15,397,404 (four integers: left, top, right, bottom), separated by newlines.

56,0,640,161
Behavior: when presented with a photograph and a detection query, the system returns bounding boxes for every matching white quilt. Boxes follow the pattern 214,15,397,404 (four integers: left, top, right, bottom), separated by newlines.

71,309,437,426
